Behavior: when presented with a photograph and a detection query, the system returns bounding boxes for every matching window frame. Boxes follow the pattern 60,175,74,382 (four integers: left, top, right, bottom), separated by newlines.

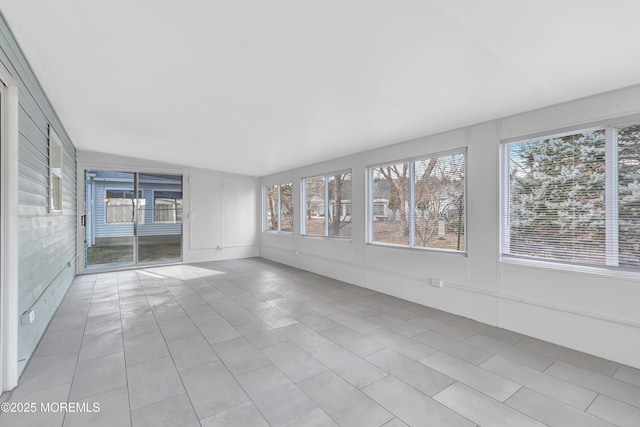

104,188,144,224
48,126,63,214
301,169,352,239
263,182,293,233
366,148,467,253
500,113,640,273
152,189,183,224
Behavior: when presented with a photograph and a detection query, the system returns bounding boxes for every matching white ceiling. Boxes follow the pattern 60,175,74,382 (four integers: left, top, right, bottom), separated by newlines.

2,1,640,176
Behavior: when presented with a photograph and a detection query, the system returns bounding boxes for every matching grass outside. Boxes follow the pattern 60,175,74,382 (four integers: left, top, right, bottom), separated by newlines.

302,217,463,249
87,242,181,266
304,217,352,237
373,221,465,250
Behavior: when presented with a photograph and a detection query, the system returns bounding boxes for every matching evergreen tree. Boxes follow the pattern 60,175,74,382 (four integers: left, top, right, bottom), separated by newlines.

508,130,606,263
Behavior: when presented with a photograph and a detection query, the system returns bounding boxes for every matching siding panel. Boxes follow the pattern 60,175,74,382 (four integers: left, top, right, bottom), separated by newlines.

0,12,78,374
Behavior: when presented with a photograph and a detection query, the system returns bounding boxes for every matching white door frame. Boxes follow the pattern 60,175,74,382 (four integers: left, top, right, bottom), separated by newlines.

0,63,20,392
77,164,187,273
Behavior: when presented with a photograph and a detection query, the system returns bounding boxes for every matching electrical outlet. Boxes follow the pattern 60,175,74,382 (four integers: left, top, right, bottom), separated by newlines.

430,278,444,288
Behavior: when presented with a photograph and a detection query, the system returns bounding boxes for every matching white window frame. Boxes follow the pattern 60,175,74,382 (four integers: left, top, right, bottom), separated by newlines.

263,183,292,233
104,187,144,224
366,148,467,253
500,114,640,273
48,126,63,213
301,169,352,239
152,189,182,224
0,64,19,391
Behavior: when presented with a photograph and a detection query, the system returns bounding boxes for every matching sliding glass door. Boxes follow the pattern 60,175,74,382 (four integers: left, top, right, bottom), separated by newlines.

83,170,182,270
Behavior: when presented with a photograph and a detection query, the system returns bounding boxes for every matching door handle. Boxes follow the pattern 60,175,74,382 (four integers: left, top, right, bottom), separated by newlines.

80,215,86,227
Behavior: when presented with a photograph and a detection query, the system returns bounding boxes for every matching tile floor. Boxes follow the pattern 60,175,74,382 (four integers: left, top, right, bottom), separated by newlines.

2,258,640,426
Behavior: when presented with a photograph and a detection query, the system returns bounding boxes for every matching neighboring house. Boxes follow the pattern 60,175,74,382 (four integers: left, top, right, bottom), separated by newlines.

84,171,183,247
328,199,352,222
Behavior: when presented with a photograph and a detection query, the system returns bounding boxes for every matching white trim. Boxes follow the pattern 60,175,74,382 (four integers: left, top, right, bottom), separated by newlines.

500,255,640,280
604,128,619,267
104,186,143,224
78,165,187,273
151,188,182,224
365,147,467,169
366,150,467,252
500,112,640,145
0,66,19,392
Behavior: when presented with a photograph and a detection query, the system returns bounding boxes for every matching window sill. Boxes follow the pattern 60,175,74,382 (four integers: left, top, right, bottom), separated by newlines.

263,231,293,236
366,241,467,256
301,234,352,242
500,255,640,280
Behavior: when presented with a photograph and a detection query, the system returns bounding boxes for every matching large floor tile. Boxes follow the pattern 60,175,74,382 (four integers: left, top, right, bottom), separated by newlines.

156,314,201,341
200,401,270,427
481,355,597,410
130,393,199,427
408,316,476,341
196,317,241,345
421,352,521,402
276,323,333,352
180,361,249,419
465,334,555,371
613,365,640,387
1,383,70,427
328,311,382,334
280,407,338,427
311,344,388,389
79,328,124,361
127,357,185,411
366,348,454,396
434,382,545,427
587,394,640,427
367,328,436,361
64,386,131,427
297,371,394,427
12,351,79,397
506,387,614,427
124,330,170,366
290,310,340,332
235,321,288,349
546,360,640,408
235,365,317,426
363,375,475,427
85,312,122,336
70,352,127,400
366,313,426,337
33,327,84,358
413,330,492,365
167,334,219,372
321,325,386,357
261,341,328,383
517,337,620,376
212,337,271,376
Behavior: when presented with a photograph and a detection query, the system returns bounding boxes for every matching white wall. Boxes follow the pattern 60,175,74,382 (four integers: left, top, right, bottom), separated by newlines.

260,84,640,369
78,151,260,264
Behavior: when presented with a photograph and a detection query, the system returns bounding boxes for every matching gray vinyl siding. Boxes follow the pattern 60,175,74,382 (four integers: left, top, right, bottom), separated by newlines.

0,12,77,373
91,181,182,239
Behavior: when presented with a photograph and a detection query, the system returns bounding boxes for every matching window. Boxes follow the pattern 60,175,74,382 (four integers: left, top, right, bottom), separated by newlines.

49,126,63,212
264,183,293,232
502,122,640,270
154,190,183,223
302,171,352,238
105,189,145,223
368,150,466,251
